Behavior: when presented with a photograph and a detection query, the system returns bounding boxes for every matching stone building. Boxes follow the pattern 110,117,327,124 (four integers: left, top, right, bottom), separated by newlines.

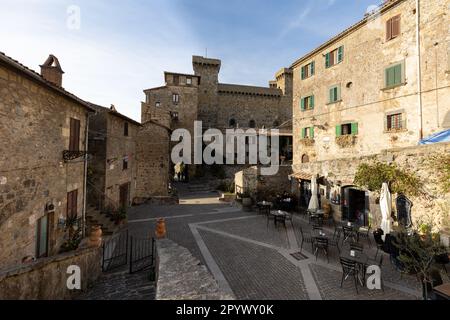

142,56,294,176
290,0,450,227
134,119,172,203
87,103,141,232
0,53,95,270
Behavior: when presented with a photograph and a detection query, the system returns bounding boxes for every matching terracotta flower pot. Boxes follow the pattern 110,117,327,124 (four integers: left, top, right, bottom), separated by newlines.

88,226,102,248
155,218,167,239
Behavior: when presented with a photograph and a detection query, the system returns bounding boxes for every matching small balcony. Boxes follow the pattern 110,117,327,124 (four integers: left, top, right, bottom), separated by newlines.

62,150,88,162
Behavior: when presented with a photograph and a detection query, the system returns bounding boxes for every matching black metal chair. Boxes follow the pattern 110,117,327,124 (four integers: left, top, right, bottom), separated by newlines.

284,212,295,228
299,227,314,252
358,225,372,247
314,237,329,263
332,219,342,240
310,215,323,227
342,226,358,244
329,231,341,254
349,242,364,253
340,257,360,294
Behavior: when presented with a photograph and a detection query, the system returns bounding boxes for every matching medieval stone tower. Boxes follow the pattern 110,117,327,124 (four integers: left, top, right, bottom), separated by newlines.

192,56,221,129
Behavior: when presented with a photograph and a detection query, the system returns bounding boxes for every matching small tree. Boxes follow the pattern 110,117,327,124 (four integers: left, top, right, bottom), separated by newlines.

393,218,447,300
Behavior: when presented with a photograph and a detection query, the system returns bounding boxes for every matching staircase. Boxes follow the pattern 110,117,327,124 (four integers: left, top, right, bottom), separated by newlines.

85,205,117,236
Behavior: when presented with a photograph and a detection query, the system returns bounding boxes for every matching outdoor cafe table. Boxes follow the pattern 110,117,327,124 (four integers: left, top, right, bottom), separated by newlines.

270,210,288,226
433,283,450,300
340,250,370,286
257,201,272,215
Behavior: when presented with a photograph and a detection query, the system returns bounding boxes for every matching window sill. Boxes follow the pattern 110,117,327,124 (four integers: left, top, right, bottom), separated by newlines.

326,100,342,105
384,128,407,133
300,108,314,112
325,61,343,69
381,82,406,91
301,76,314,81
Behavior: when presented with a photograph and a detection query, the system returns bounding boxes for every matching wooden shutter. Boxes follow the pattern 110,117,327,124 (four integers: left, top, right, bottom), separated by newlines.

338,46,344,63
386,18,392,41
392,15,401,38
336,86,341,101
301,67,305,80
310,95,315,109
394,64,402,85
335,125,341,137
310,61,315,75
310,127,314,139
69,118,80,151
351,123,359,135
300,98,305,111
325,53,330,68
329,87,334,103
67,190,78,218
386,66,394,87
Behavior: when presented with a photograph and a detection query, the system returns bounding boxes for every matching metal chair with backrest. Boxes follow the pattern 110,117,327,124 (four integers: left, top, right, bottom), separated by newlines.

299,226,314,253
284,212,295,228
342,226,358,244
340,257,360,294
314,237,329,263
349,242,364,253
358,225,372,247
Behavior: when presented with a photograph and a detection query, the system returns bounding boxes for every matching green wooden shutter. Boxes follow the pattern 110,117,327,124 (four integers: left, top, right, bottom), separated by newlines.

325,53,330,68
338,46,344,63
351,122,359,135
301,67,305,80
310,127,314,139
336,125,341,137
310,95,315,109
300,98,305,111
311,61,315,75
386,66,394,87
337,86,341,101
394,64,402,85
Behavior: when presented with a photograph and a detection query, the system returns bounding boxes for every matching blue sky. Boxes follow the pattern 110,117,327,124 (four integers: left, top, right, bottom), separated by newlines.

0,0,382,121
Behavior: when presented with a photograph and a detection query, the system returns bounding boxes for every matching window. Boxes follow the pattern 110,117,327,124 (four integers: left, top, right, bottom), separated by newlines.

386,15,401,41
67,190,78,219
229,118,236,128
386,113,404,131
385,62,404,88
124,122,129,136
325,46,344,68
36,214,49,258
173,75,179,85
172,93,180,104
155,101,161,107
301,127,314,139
186,77,192,85
123,156,129,170
301,61,315,80
300,95,315,111
301,154,310,163
249,120,256,128
336,123,358,136
69,118,80,151
328,85,341,103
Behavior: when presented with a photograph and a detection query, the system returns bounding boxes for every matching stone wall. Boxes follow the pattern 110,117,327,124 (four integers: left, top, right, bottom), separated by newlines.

155,239,234,300
292,0,450,166
0,246,102,300
0,63,89,270
293,142,450,230
135,121,171,202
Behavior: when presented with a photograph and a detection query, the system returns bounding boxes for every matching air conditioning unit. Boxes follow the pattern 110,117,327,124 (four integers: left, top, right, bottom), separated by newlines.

45,203,55,213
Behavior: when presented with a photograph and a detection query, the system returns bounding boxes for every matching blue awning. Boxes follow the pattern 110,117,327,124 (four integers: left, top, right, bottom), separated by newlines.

419,129,450,145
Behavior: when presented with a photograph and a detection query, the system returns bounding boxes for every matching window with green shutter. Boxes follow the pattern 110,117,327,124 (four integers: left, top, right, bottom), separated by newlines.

310,61,315,76
351,122,358,135
325,46,343,68
337,46,344,63
300,95,314,111
336,125,341,137
301,62,315,80
301,67,305,80
325,53,330,68
300,98,305,111
336,123,358,136
309,127,314,139
329,85,341,103
385,62,403,88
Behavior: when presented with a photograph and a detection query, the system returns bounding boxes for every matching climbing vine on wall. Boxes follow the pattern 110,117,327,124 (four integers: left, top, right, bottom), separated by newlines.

428,154,450,193
353,162,422,197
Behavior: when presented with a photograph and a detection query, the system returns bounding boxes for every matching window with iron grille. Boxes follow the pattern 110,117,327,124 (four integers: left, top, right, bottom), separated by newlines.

386,113,403,131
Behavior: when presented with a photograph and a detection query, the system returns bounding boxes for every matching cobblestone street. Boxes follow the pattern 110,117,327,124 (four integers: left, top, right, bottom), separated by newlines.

115,182,444,300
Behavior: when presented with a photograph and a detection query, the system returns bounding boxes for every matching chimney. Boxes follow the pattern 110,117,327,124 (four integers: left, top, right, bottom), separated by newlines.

40,55,64,87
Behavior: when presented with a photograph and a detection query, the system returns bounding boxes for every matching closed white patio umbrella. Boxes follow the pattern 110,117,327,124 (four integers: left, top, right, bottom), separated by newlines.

380,182,392,241
308,176,319,211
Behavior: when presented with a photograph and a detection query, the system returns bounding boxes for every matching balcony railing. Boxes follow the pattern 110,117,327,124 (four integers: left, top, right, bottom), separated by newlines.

62,150,88,162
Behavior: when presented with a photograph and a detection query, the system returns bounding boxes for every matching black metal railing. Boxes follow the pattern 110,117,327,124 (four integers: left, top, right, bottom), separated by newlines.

102,229,129,272
63,150,88,162
129,236,156,278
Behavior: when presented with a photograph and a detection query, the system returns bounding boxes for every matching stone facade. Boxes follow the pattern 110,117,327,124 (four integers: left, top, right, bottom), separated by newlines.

142,56,293,176
0,246,102,300
291,0,450,165
293,142,450,231
0,53,93,271
134,119,171,203
88,104,140,210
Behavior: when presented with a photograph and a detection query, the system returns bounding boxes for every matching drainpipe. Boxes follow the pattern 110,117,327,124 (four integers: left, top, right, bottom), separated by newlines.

82,112,91,238
416,0,423,141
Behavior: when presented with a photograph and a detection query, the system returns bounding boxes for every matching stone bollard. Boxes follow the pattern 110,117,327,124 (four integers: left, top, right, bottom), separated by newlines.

155,218,167,239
